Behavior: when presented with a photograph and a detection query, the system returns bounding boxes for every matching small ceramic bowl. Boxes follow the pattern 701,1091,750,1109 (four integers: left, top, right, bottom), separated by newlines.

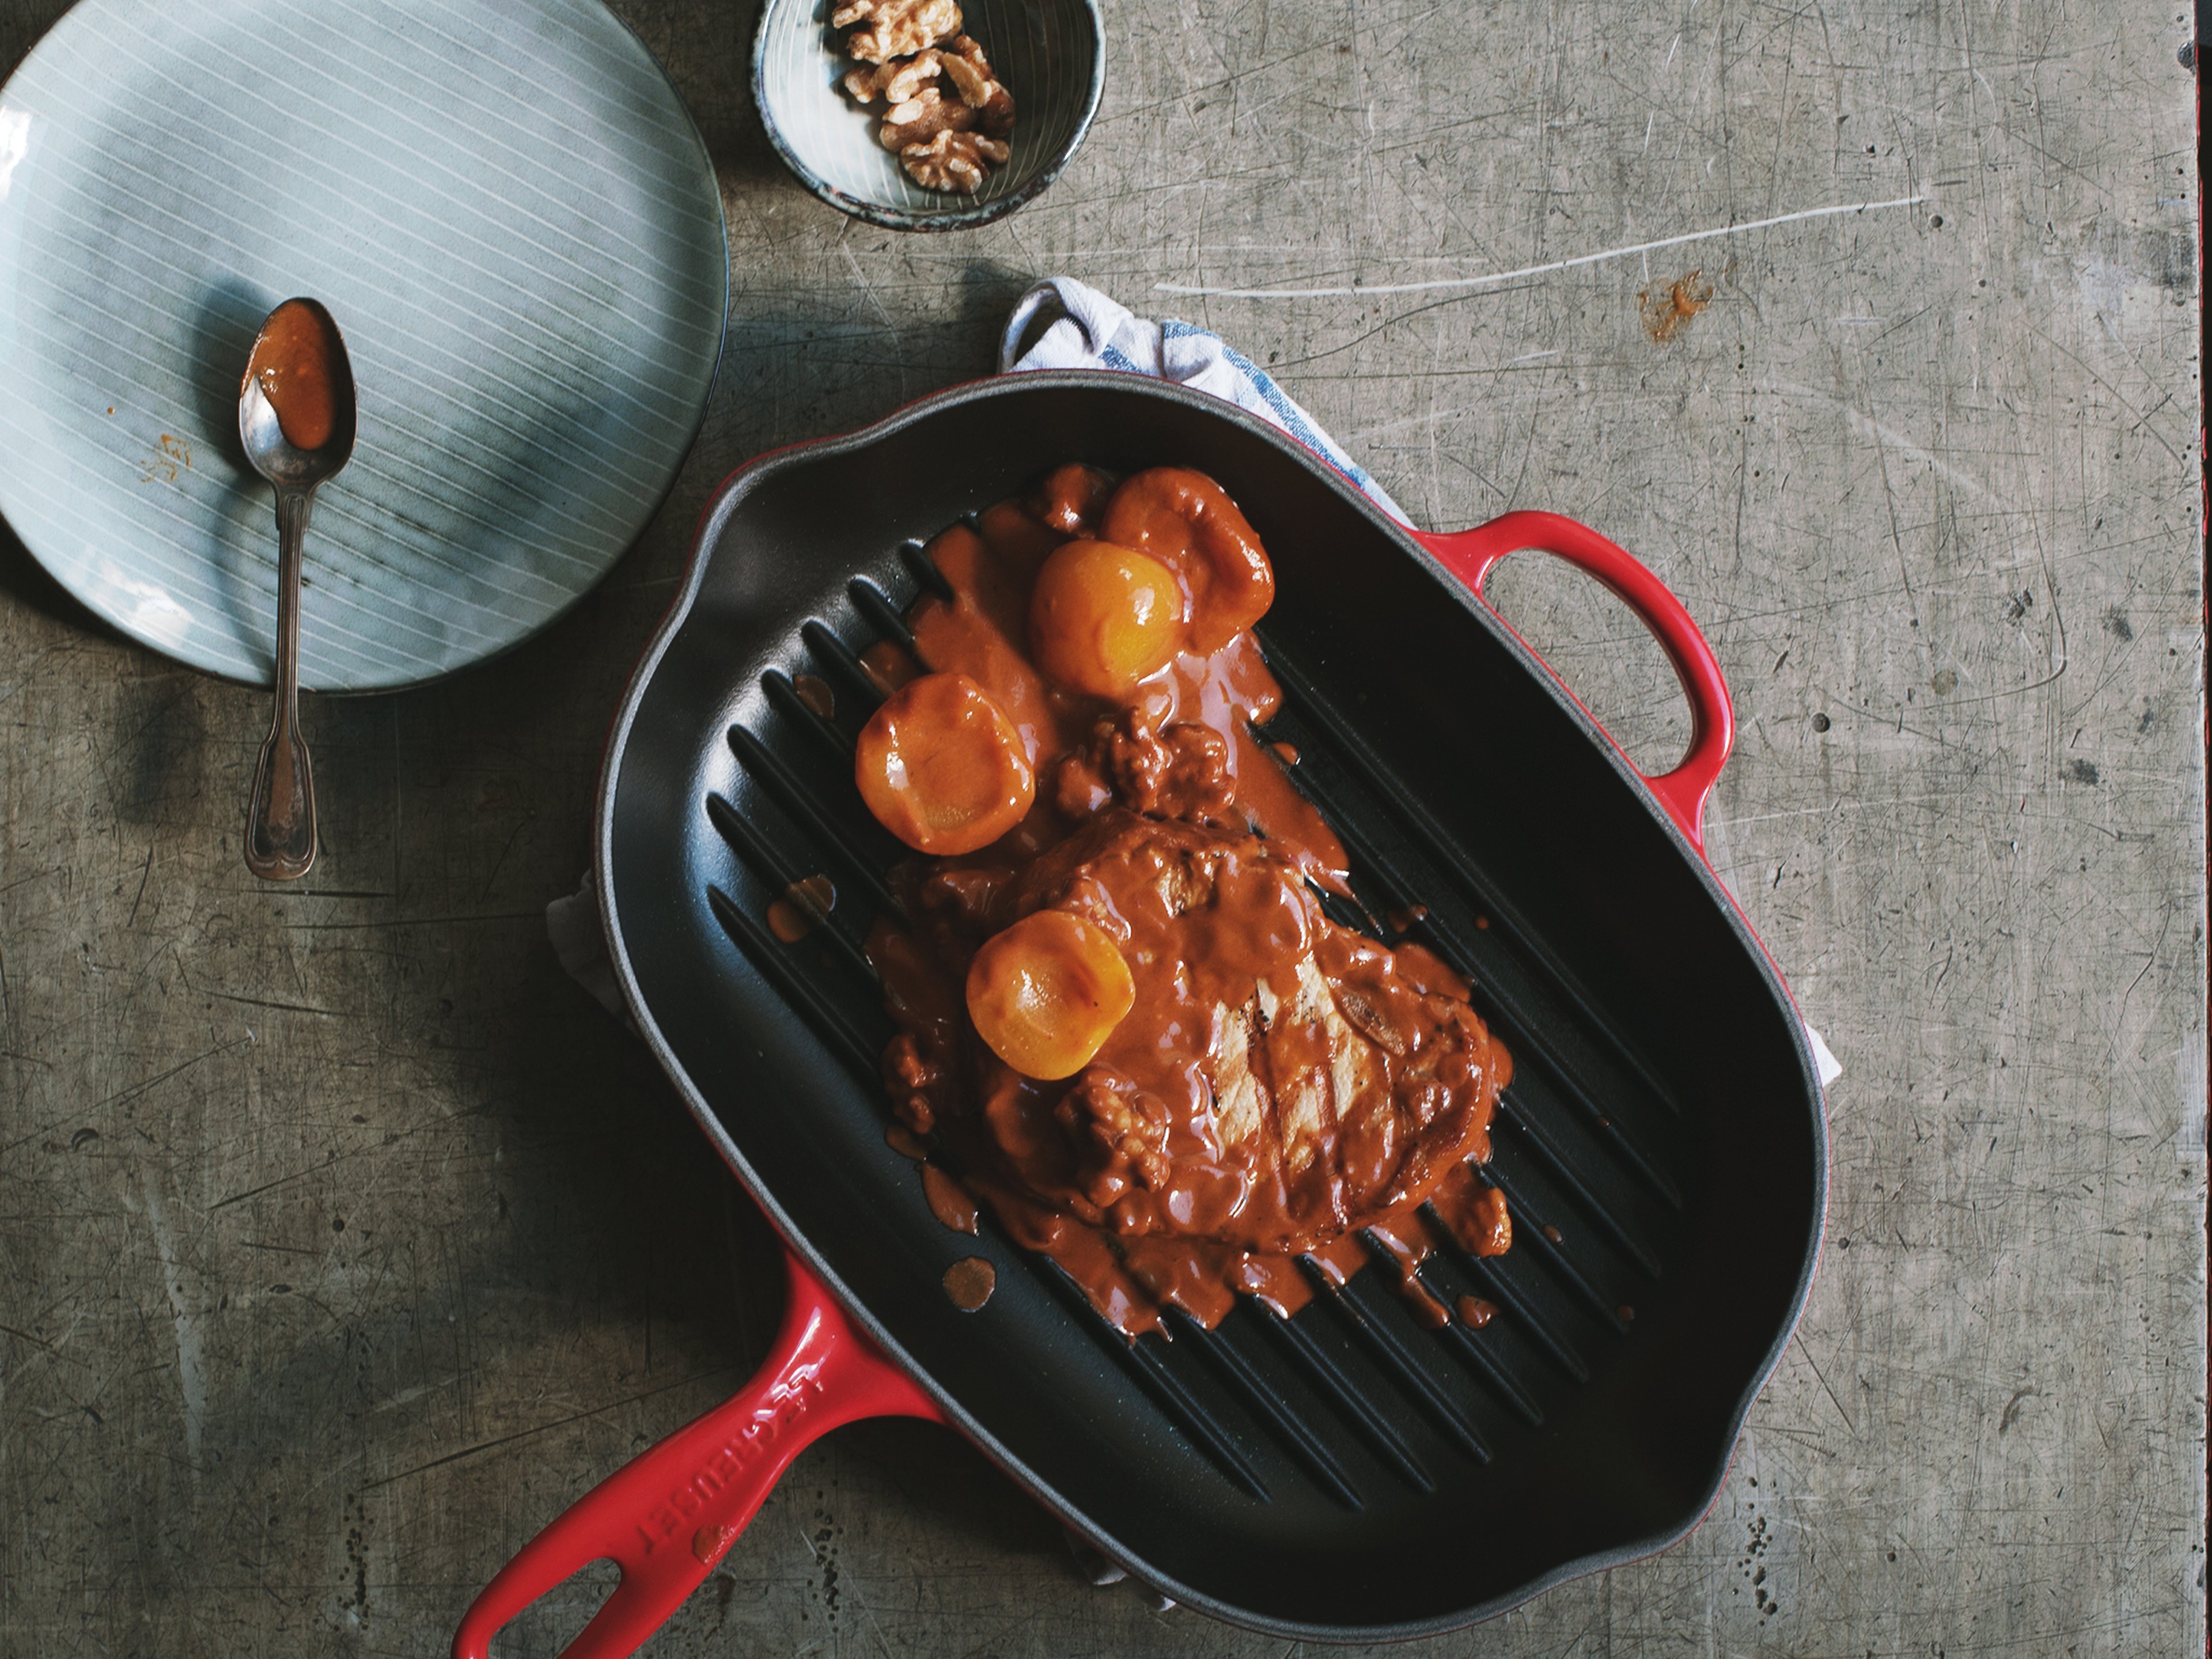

753,0,1104,231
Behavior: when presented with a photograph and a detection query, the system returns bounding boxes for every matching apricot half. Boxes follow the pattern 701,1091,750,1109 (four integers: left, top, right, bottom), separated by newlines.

965,909,1135,1080
1099,468,1274,653
1028,539,1188,700
855,672,1035,855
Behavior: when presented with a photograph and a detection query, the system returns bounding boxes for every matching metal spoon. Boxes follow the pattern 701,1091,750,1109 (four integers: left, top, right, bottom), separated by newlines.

237,298,355,881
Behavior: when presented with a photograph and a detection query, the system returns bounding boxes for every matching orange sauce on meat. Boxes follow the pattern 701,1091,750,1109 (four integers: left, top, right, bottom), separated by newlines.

863,465,1513,1338
244,300,344,452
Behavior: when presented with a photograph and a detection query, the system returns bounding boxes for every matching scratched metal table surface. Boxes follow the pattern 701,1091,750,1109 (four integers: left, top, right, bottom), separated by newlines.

1,1,2203,1654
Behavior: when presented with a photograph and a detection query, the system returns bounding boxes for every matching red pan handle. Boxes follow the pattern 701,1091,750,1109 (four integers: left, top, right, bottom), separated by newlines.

453,1252,942,1659
1415,510,1734,855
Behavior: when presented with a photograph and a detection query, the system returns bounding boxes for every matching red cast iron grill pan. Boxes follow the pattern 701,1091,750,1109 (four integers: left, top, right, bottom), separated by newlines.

455,372,1828,1657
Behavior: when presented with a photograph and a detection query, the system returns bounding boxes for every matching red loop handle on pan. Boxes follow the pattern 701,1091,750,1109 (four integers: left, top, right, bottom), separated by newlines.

453,1252,941,1659
1415,510,1735,855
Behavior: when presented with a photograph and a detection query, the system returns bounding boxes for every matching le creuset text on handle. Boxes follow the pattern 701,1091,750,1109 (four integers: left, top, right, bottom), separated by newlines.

452,1252,942,1659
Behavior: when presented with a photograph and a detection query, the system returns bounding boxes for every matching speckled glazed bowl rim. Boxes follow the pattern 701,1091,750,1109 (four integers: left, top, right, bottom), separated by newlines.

751,0,1104,232
0,0,732,696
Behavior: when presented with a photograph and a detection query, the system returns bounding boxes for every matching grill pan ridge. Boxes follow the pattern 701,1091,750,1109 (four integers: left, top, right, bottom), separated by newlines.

501,373,1827,1647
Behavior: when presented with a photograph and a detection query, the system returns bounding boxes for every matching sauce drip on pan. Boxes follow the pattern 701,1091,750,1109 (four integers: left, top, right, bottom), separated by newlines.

942,1256,997,1311
856,465,1513,1338
243,300,345,452
767,874,836,943
921,1164,980,1234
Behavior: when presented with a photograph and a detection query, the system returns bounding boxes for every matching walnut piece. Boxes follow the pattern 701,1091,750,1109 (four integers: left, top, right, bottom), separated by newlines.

900,128,1010,193
878,85,976,152
843,52,927,104
849,41,1011,139
832,0,961,63
939,35,1016,137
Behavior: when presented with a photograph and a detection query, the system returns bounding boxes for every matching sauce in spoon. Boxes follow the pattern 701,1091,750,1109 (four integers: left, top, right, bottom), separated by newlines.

236,297,355,882
243,299,345,452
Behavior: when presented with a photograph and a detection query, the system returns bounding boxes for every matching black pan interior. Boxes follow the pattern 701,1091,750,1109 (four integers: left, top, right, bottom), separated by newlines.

599,373,1825,1638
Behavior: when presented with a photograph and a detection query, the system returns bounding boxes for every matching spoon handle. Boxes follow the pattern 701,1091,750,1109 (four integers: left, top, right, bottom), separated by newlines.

245,486,317,880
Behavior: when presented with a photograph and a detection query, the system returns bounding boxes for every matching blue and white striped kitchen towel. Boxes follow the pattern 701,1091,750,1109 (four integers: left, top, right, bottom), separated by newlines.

999,277,1410,525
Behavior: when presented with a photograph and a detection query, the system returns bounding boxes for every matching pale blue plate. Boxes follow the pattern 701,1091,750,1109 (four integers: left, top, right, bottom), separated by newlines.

0,0,728,690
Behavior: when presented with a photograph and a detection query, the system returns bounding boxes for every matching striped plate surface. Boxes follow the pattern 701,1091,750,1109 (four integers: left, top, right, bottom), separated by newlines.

0,0,728,690
755,0,1102,230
